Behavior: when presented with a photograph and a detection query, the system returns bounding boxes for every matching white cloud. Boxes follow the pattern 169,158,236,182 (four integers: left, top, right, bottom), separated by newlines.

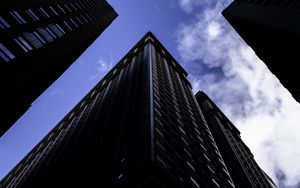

177,1,300,187
89,55,114,81
179,0,198,13
179,0,214,13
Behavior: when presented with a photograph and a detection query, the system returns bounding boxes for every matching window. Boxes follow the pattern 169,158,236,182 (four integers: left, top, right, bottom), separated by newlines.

55,24,65,34
10,11,27,24
57,5,66,14
207,165,215,174
14,37,32,52
45,27,57,38
84,13,92,21
179,127,186,135
37,28,54,42
78,1,86,9
0,16,11,29
204,154,210,162
187,161,195,171
156,156,167,168
155,127,164,138
190,177,200,188
64,4,72,12
0,43,15,62
38,7,50,18
23,32,43,49
26,9,39,21
80,14,88,24
75,16,84,26
212,178,220,188
49,6,59,16
69,2,78,11
75,2,82,10
48,24,63,37
69,18,78,28
32,31,46,44
63,21,72,31
117,173,123,180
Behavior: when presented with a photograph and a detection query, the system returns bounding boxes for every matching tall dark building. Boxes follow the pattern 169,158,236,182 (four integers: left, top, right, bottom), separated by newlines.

222,0,300,103
0,0,117,136
195,91,277,188
0,32,237,188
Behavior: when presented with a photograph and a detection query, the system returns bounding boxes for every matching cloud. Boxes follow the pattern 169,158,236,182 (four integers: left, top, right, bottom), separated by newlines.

177,0,300,187
89,55,114,81
178,0,218,13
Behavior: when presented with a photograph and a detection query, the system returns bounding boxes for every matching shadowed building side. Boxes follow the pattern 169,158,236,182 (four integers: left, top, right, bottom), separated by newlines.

0,32,236,188
0,0,117,136
195,91,277,188
222,0,300,103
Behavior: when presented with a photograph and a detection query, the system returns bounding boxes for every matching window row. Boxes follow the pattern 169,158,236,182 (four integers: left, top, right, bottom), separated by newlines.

0,0,104,29
14,23,65,53
1,13,92,62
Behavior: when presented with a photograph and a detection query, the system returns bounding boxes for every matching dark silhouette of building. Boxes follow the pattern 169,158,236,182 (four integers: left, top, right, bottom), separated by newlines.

0,32,237,188
0,0,117,136
195,91,277,188
222,0,300,103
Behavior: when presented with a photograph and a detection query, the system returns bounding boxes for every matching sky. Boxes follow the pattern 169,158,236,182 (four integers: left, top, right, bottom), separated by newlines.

1,0,300,187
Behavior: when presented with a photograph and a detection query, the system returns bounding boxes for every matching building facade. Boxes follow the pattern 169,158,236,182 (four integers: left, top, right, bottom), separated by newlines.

0,32,237,188
0,0,117,136
222,0,300,103
195,91,277,188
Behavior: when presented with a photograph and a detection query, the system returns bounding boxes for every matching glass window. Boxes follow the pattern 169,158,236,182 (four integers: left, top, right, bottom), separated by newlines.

212,178,220,188
23,32,43,49
55,23,65,34
75,2,82,10
63,21,72,31
16,36,33,51
45,27,57,38
78,1,86,8
10,11,27,24
26,9,39,21
64,4,72,12
69,18,78,28
117,174,123,180
80,15,88,24
69,2,78,11
32,31,46,44
0,50,9,62
57,5,66,14
190,177,200,188
37,28,54,42
75,16,84,26
49,6,59,16
0,22,4,29
0,16,11,28
48,24,63,37
84,13,92,21
38,7,50,18
0,43,15,61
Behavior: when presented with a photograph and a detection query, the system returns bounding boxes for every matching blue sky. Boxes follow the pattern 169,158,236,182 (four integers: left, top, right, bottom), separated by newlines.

1,0,300,187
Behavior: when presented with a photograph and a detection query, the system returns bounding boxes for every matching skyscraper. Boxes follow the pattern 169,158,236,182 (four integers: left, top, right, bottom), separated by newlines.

0,32,236,188
222,0,300,103
0,32,276,188
195,91,277,188
0,0,117,136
